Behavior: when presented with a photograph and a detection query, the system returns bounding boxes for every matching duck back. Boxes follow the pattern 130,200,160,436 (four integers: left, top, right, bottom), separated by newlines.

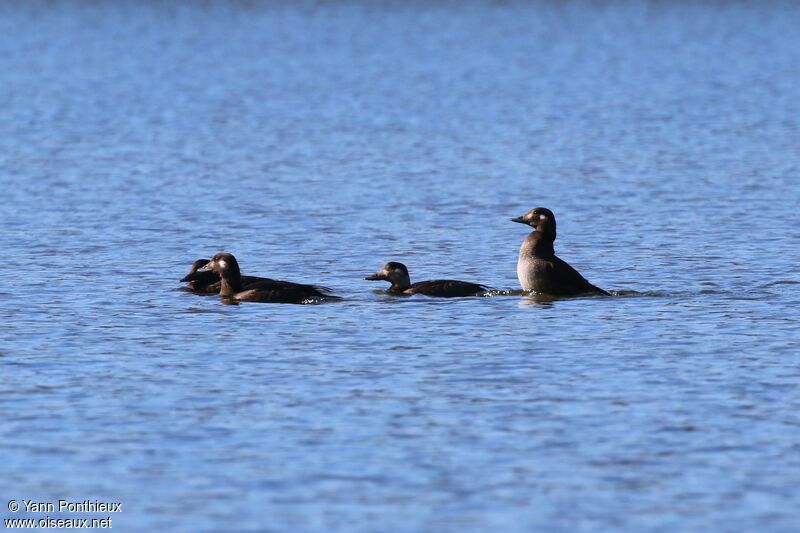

404,280,487,298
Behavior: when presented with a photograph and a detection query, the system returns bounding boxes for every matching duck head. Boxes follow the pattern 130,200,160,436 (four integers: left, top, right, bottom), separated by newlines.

200,252,242,280
180,259,211,282
511,207,557,240
365,261,411,290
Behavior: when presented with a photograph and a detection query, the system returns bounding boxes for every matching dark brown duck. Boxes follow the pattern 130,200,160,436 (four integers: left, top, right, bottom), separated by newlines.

512,207,609,296
180,258,280,295
201,252,337,303
366,262,487,298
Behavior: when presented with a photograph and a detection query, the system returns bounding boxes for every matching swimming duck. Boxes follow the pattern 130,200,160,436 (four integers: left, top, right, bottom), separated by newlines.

180,258,278,295
201,252,338,303
365,261,487,298
512,207,609,296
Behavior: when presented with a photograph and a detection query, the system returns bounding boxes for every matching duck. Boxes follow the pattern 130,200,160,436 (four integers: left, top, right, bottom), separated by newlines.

180,258,279,295
512,207,609,296
200,252,338,303
365,261,487,298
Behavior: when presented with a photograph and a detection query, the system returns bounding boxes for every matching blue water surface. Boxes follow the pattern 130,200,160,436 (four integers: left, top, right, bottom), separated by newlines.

1,1,799,531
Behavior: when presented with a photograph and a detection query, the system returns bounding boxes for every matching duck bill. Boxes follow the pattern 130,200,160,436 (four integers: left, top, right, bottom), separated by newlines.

180,273,197,282
511,216,527,224
198,261,216,272
365,273,385,281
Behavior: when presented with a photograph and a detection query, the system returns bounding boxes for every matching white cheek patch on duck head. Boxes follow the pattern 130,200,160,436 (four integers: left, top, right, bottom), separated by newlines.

539,214,547,221
218,259,227,270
